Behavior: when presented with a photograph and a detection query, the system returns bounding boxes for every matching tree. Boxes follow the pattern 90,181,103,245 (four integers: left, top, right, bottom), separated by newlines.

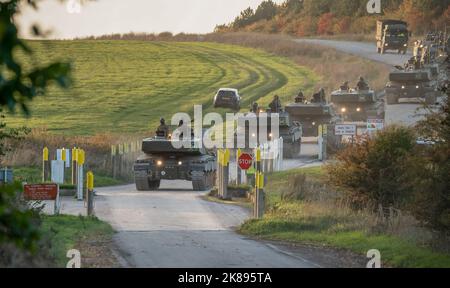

232,7,255,29
317,12,334,35
0,0,72,261
253,0,278,21
279,0,303,16
411,89,450,232
302,0,330,17
0,0,71,114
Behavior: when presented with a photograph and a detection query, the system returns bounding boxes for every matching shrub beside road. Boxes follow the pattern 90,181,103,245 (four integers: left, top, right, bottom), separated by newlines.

239,166,450,268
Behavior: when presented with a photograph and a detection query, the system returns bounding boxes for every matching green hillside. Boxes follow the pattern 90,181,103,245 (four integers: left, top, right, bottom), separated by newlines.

7,41,318,135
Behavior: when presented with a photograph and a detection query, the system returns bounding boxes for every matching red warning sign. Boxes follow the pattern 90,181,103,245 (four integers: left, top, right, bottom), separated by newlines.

24,184,58,200
238,153,253,170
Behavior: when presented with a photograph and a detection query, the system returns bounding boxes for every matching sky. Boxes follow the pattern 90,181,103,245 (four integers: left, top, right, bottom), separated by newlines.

18,0,284,39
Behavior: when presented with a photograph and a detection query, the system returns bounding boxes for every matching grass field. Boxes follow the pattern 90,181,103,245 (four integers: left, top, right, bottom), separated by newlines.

7,40,318,135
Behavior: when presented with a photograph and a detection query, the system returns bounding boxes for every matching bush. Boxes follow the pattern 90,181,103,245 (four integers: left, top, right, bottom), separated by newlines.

326,126,417,209
410,92,450,233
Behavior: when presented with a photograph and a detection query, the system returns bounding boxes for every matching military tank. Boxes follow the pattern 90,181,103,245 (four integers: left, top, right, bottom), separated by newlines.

278,111,302,159
133,137,216,191
385,67,438,105
285,101,336,137
330,88,384,122
234,110,302,159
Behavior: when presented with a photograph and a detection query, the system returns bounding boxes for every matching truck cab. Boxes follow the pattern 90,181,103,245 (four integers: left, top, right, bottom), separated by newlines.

376,20,409,54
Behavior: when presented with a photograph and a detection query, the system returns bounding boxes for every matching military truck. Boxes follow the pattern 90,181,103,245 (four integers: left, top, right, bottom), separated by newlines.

285,102,336,137
133,137,216,191
235,111,302,159
385,67,438,105
330,88,384,122
376,20,409,54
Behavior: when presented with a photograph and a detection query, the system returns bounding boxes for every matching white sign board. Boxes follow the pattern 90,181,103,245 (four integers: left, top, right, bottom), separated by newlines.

335,124,357,136
65,149,71,168
51,160,65,184
367,119,384,131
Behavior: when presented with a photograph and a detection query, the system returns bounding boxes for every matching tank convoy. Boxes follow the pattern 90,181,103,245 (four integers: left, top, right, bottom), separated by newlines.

285,89,337,137
133,119,216,191
331,78,384,122
237,98,302,159
385,32,447,105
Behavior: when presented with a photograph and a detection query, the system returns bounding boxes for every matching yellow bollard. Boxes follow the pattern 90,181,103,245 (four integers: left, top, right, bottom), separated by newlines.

42,147,49,182
86,171,95,216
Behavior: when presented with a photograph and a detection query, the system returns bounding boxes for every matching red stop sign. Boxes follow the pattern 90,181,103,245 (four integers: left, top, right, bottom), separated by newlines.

238,153,253,170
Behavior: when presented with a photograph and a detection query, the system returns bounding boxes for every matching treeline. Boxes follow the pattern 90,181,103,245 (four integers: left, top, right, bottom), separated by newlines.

215,0,450,36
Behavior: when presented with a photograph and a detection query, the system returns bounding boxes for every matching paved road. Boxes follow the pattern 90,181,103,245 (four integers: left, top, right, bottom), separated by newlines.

94,182,319,268
295,39,412,66
295,38,437,127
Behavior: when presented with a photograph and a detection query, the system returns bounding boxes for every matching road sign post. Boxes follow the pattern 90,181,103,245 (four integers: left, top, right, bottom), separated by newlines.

334,124,357,136
24,183,60,215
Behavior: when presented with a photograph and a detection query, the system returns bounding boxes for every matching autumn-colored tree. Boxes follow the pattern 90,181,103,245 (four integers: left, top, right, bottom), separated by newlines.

333,16,352,34
224,0,449,36
296,16,318,37
317,12,334,35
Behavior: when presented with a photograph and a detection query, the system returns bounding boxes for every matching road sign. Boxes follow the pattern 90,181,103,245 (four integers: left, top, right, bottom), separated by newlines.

24,183,60,214
367,119,384,131
238,153,253,170
335,124,357,136
24,184,58,200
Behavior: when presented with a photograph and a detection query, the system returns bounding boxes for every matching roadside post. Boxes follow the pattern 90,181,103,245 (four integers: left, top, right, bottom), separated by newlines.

217,149,230,200
86,171,95,216
217,150,222,197
111,145,117,179
318,125,328,161
42,147,50,182
76,149,85,201
236,149,242,185
72,148,78,185
255,171,265,219
223,149,230,200
254,148,265,219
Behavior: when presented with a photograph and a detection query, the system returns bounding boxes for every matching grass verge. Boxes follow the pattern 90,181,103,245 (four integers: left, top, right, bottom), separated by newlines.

239,167,450,268
13,166,126,187
41,215,117,267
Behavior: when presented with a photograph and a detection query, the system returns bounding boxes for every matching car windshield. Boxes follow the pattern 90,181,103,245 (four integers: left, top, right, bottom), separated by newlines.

218,90,236,98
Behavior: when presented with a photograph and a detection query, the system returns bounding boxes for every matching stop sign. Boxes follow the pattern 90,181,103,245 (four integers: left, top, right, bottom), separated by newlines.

238,153,253,170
